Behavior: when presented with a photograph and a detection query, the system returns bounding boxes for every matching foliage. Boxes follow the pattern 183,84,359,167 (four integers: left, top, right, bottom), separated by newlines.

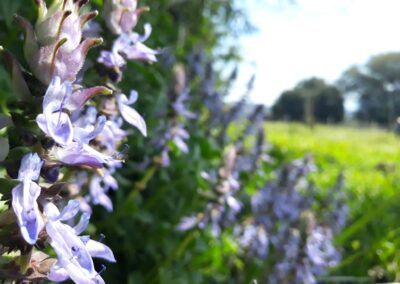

338,52,400,126
272,78,344,124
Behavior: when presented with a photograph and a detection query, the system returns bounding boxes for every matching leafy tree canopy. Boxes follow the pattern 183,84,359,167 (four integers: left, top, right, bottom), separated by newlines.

272,77,344,123
338,52,400,125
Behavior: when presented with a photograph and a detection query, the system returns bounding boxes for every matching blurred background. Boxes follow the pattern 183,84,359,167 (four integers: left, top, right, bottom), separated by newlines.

2,0,400,283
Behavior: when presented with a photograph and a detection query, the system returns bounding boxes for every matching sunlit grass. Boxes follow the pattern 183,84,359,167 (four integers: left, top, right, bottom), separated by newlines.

267,122,400,196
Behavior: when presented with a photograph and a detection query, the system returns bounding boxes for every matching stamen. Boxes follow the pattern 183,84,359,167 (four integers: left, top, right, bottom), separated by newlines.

98,233,105,242
112,144,129,160
96,264,106,276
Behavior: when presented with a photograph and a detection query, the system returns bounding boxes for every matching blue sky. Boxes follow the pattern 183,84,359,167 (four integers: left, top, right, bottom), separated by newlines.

229,0,400,109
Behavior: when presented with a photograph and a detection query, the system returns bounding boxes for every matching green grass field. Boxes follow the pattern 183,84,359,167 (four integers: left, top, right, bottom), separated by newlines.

267,122,400,195
266,122,400,279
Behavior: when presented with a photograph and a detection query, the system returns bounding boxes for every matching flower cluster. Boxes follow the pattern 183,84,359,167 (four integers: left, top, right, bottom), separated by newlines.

238,158,346,284
98,0,157,83
155,64,195,167
177,145,241,236
0,0,156,282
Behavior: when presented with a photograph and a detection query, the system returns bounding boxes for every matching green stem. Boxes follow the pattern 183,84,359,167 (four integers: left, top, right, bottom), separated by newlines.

19,247,32,273
96,165,157,229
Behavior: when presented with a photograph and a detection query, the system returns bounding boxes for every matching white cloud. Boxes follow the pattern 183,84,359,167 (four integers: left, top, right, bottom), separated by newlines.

229,0,400,106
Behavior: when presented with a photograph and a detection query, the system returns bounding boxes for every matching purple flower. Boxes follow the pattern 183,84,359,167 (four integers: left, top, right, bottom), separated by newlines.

161,148,171,167
113,24,158,63
74,116,107,146
306,227,339,268
11,153,44,245
176,216,198,231
44,200,115,283
163,124,189,154
36,77,74,146
104,0,149,35
172,91,196,119
97,50,126,69
89,170,118,212
239,224,269,258
50,142,119,168
97,118,128,153
117,91,147,136
36,77,111,146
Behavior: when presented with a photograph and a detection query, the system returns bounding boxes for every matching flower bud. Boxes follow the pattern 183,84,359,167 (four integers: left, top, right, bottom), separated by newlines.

40,137,55,149
41,164,61,183
16,0,102,85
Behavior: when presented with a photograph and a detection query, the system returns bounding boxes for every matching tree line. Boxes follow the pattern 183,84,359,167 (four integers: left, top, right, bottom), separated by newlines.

271,52,400,126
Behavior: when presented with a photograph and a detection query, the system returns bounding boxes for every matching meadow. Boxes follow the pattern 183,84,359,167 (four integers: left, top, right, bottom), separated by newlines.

267,122,400,281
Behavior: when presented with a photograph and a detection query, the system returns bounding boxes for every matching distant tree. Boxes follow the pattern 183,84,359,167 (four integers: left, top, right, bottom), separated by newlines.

337,53,400,126
272,90,304,121
272,78,344,123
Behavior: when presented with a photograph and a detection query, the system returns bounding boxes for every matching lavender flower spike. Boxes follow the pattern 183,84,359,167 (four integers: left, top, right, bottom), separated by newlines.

117,90,147,136
11,153,44,245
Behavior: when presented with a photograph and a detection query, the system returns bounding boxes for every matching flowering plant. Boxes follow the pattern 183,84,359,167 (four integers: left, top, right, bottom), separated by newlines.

0,0,156,282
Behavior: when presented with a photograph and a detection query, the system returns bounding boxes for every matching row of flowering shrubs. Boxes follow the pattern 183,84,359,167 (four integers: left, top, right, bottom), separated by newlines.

0,0,348,283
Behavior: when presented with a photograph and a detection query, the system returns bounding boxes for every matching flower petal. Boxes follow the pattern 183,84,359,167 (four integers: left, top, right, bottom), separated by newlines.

12,182,43,245
74,212,91,235
85,239,116,262
118,96,147,136
57,200,80,221
46,112,74,146
18,153,43,182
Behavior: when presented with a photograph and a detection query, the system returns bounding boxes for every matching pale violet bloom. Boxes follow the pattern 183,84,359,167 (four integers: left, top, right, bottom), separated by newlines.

36,77,74,146
112,24,158,63
239,224,269,258
97,50,126,69
171,126,189,153
172,91,196,119
104,0,148,34
89,171,118,212
11,153,44,245
160,148,171,167
44,200,115,283
50,142,119,168
74,115,107,146
97,118,128,153
176,216,198,231
306,227,339,268
117,90,147,136
46,104,120,168
36,77,111,146
163,124,189,154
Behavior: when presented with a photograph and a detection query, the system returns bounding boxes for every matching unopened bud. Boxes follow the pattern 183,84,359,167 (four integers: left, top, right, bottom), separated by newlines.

41,163,61,183
41,137,55,149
